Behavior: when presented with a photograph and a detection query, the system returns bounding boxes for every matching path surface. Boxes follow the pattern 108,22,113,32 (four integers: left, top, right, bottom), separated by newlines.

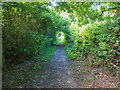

3,45,118,88
35,46,80,88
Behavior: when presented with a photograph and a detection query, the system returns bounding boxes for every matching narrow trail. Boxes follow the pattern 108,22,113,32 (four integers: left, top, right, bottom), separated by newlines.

3,43,118,88
3,45,118,88
35,46,80,88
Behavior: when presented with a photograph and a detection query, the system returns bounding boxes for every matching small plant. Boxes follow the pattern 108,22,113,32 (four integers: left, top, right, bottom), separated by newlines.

16,75,24,85
112,86,118,88
82,70,88,74
87,77,95,81
8,81,14,87
72,67,75,70
77,71,81,74
82,87,88,88
77,77,84,80
77,61,82,64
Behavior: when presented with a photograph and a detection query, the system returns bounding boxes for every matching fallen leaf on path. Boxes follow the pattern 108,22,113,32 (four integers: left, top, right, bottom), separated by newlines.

57,78,61,82
67,81,70,83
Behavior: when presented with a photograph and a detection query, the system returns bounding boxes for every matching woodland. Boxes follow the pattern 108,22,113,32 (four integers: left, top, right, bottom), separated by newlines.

2,2,120,88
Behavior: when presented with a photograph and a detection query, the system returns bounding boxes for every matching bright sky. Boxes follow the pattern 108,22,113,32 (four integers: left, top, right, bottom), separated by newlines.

60,11,70,19
49,2,114,20
51,1,57,6
48,1,57,9
91,3,115,17
91,3,109,10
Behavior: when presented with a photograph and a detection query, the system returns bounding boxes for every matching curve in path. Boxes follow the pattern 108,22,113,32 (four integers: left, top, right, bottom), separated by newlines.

36,46,80,88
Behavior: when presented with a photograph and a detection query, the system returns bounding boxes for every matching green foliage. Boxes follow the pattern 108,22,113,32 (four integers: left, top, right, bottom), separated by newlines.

56,2,119,26
64,2,119,73
2,2,119,75
87,77,96,81
2,2,69,67
53,31,68,45
3,45,56,87
82,70,88,74
60,33,68,45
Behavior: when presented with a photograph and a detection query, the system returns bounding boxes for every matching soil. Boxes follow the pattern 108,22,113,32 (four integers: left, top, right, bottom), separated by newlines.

27,46,81,88
2,46,119,88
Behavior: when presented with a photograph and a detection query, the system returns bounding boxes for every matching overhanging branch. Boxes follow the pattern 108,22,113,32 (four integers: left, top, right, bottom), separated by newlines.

95,7,120,17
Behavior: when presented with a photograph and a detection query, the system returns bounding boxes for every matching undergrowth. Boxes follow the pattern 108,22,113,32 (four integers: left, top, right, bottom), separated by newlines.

3,46,57,88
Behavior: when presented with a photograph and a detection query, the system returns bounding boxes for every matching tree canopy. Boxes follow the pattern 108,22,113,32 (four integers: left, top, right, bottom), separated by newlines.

2,2,120,74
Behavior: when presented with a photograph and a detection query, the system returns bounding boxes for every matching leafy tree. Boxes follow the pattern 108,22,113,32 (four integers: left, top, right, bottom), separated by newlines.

2,2,70,67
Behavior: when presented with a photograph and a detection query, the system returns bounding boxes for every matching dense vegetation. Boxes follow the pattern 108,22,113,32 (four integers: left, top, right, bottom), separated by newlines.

2,2,70,68
58,2,120,74
2,2,119,75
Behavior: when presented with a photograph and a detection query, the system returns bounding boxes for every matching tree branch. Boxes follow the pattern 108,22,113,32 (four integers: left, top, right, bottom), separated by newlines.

95,7,120,17
108,7,120,10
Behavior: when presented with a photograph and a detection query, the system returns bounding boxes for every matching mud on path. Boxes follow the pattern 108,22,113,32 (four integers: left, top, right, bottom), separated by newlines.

34,46,80,88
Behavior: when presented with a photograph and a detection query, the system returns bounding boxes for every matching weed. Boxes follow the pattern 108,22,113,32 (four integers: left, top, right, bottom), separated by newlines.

77,71,81,74
16,75,24,85
8,81,13,87
72,67,75,70
78,77,84,80
112,86,118,88
82,70,88,74
82,87,88,88
87,77,94,81
77,61,82,64
94,81,97,86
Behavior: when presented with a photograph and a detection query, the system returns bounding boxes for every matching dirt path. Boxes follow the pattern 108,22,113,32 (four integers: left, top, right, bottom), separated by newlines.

33,46,118,88
3,45,118,88
34,46,80,88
